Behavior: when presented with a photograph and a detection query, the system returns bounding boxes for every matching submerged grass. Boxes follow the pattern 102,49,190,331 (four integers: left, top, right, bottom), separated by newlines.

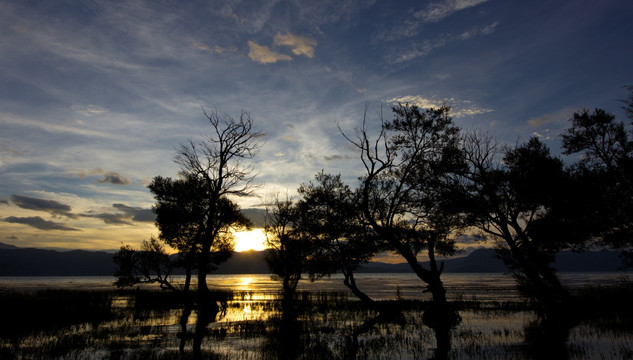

0,283,631,359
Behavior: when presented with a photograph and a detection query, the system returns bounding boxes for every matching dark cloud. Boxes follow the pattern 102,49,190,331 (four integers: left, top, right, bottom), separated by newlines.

83,212,132,225
6,235,18,240
82,204,154,225
112,204,155,222
9,194,76,218
324,154,346,161
98,172,131,185
0,198,8,205
3,216,79,231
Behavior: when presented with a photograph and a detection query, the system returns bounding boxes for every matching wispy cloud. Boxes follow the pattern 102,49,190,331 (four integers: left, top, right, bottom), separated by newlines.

247,41,292,64
382,21,498,65
415,0,490,23
70,105,108,117
274,32,317,58
192,41,236,55
527,108,573,127
386,95,493,117
460,21,499,40
4,216,79,231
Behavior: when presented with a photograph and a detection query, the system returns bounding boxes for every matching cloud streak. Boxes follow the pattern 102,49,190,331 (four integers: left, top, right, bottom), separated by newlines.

416,0,490,23
386,95,493,117
81,203,154,225
4,216,79,231
9,195,76,218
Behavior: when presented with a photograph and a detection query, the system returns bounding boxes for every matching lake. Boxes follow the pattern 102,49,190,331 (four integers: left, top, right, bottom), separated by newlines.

0,272,628,300
1,272,631,359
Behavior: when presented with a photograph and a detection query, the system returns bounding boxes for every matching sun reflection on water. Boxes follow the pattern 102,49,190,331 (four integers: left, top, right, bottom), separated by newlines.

237,276,255,291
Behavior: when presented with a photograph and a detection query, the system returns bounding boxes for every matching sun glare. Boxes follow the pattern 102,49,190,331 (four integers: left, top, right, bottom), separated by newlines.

234,228,267,252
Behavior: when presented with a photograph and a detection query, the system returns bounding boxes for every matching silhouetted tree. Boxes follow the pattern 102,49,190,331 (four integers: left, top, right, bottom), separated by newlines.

453,133,581,346
621,85,633,122
342,104,464,355
113,237,177,292
562,107,633,265
296,171,377,303
263,195,312,296
174,108,259,295
148,174,203,293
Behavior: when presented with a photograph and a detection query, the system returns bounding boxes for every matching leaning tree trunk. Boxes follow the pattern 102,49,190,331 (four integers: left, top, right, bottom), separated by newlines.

342,267,374,304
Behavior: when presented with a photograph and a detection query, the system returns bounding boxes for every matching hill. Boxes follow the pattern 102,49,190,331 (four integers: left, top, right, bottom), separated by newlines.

0,242,626,276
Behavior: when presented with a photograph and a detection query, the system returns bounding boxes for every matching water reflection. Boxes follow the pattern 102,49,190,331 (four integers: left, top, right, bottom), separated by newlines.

2,273,632,358
264,293,302,360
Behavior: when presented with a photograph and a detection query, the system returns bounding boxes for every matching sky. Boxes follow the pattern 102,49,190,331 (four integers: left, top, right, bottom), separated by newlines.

1,0,632,252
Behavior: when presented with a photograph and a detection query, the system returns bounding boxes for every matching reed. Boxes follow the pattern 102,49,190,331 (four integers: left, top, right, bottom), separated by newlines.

0,286,631,359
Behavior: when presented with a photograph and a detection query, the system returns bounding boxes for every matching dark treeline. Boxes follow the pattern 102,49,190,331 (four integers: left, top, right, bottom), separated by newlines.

114,87,633,357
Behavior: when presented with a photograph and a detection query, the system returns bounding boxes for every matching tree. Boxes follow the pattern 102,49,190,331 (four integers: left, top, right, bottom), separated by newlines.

113,237,177,292
148,174,204,293
174,108,260,295
621,85,633,122
342,103,465,356
454,133,580,346
263,195,312,296
296,171,377,303
561,107,633,265
561,109,630,172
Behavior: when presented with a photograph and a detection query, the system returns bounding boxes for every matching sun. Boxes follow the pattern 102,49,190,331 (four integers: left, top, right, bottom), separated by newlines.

233,228,268,252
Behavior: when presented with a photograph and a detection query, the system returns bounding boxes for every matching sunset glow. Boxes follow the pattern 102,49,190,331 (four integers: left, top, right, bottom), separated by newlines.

0,1,631,252
234,229,267,252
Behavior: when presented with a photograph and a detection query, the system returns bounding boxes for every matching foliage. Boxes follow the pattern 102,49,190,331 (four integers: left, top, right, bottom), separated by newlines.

455,134,575,305
561,106,633,264
263,195,312,295
113,237,176,291
295,171,378,302
343,103,465,303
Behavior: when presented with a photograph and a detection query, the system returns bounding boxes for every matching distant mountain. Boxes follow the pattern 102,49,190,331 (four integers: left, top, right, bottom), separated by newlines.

359,248,626,273
214,250,269,274
0,244,626,276
0,246,118,276
0,242,19,250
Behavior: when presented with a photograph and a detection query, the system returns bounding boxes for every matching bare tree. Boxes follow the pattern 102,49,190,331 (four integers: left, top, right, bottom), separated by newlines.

175,108,260,295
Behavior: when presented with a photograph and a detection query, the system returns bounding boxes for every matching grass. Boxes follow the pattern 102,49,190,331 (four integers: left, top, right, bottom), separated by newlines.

0,283,631,359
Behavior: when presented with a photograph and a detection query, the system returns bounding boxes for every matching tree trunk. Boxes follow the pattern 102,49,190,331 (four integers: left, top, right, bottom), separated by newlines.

342,268,373,304
184,265,192,293
197,243,211,294
178,300,193,353
192,293,219,357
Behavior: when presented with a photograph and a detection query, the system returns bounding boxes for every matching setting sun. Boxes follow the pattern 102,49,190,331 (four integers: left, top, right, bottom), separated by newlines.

234,229,268,252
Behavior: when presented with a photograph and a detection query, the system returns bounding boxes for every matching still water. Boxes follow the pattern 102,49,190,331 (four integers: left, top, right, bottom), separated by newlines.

0,272,628,300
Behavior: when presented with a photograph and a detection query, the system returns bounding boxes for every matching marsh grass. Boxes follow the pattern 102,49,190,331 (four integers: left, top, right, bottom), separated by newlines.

0,283,632,359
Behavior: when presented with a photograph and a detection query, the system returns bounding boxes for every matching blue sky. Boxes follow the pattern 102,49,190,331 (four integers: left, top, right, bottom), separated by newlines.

1,0,632,251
